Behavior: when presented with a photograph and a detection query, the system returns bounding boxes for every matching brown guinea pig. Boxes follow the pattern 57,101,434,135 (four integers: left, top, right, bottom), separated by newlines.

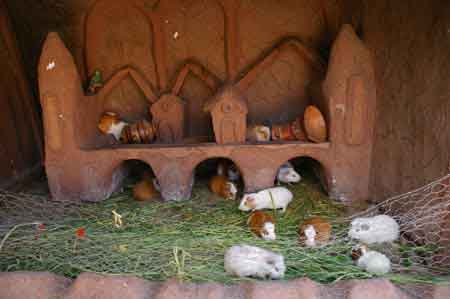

298,216,332,247
133,176,160,201
351,244,368,261
246,125,271,142
217,159,240,182
209,175,238,200
247,211,276,240
98,112,128,140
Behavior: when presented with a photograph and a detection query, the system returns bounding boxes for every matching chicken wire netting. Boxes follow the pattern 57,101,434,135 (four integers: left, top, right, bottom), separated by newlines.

0,173,449,287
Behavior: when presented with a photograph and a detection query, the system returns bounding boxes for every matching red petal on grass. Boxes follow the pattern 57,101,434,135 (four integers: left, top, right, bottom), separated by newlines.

76,227,86,238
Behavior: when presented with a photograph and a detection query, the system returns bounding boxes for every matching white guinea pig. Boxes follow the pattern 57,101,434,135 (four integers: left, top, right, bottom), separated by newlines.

239,187,293,213
349,215,399,244
277,162,301,184
354,245,391,275
224,244,285,279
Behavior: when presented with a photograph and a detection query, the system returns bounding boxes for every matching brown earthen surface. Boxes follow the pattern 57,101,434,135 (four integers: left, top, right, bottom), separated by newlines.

35,1,377,203
0,272,446,299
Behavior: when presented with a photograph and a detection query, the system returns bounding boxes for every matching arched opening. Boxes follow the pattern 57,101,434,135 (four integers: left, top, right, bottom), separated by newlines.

275,156,328,196
192,157,244,200
114,159,159,201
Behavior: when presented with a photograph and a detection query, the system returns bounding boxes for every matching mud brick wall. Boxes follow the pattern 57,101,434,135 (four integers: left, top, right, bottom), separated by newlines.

4,0,450,200
362,1,450,200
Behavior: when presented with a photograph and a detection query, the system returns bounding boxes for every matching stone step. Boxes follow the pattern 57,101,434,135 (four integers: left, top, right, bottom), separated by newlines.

0,272,446,299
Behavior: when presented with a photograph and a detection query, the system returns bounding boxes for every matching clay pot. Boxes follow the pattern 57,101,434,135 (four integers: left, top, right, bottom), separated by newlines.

272,117,307,141
304,105,327,143
120,120,156,144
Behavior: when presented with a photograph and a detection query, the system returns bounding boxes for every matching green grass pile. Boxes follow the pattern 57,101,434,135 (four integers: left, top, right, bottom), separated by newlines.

0,175,447,285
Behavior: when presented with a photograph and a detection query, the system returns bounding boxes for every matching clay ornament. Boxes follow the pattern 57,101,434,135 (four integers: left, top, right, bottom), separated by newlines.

87,69,103,94
304,105,327,143
272,117,307,141
120,120,156,144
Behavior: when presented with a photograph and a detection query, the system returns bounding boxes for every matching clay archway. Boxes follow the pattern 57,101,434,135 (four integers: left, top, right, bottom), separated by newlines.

191,157,245,190
276,155,330,194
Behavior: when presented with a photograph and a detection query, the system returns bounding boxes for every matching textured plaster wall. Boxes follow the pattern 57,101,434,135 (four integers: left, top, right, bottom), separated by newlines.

4,0,450,200
362,0,450,200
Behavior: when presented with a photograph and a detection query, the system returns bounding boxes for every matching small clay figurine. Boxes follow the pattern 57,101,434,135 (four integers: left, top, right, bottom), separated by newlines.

87,69,103,94
272,116,307,141
304,105,327,143
120,120,156,144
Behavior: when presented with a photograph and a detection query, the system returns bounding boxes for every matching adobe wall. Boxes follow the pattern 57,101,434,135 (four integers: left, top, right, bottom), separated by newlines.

362,1,450,200
5,0,450,201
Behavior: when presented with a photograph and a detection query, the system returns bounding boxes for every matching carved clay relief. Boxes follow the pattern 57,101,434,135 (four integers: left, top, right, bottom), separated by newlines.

345,75,368,145
85,0,157,121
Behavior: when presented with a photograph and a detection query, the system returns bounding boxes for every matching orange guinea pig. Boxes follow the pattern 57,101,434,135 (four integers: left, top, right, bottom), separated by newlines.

247,211,276,240
133,174,160,202
98,112,128,140
209,175,238,200
298,216,332,247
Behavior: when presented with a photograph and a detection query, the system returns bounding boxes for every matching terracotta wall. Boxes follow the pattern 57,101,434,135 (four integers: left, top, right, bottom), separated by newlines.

362,1,450,200
0,0,42,187
4,0,450,199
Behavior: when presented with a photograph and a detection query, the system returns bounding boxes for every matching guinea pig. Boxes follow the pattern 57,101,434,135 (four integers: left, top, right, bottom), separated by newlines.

133,176,160,201
224,244,285,279
352,244,391,275
98,112,128,140
349,215,399,244
217,160,240,182
247,211,276,240
298,216,332,247
277,162,301,184
239,187,293,213
246,125,271,142
209,175,238,200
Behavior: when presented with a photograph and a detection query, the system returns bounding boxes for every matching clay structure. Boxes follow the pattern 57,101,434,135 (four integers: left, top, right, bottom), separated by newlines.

38,1,376,202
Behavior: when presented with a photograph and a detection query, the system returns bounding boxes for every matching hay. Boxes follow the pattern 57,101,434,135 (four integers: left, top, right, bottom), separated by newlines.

0,175,448,285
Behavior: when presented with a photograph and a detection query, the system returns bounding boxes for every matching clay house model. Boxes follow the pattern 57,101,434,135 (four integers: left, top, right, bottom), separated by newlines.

150,94,185,143
203,86,248,144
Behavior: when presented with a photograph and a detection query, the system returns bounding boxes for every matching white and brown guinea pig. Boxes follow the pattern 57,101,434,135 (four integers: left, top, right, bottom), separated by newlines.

247,211,276,240
246,125,271,142
298,216,332,247
217,159,240,182
209,175,238,200
98,112,128,141
133,171,160,201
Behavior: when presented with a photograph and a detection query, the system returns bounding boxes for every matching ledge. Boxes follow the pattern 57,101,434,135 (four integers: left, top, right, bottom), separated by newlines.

0,272,447,299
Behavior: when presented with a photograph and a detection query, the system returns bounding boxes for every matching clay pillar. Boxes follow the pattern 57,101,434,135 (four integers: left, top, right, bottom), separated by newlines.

39,32,98,201
154,160,194,201
323,25,377,203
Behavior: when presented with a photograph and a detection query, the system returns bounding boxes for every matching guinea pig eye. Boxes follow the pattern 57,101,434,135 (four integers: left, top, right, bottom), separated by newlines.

266,259,275,265
361,224,370,231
